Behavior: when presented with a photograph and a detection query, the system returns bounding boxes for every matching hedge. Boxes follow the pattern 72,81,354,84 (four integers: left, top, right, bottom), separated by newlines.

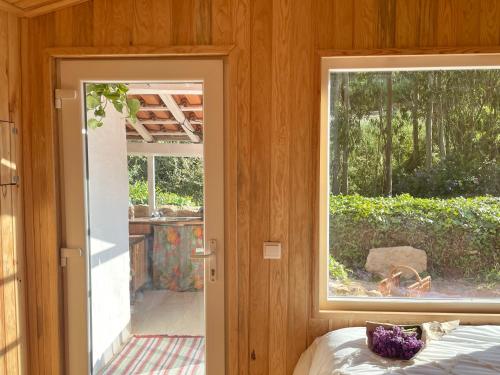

329,194,500,281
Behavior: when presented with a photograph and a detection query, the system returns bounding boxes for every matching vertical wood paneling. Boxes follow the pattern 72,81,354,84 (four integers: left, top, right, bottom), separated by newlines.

70,1,93,46
480,0,500,46
418,0,438,46
434,0,454,46
212,0,232,45
286,0,314,371
233,0,251,374
0,10,23,375
378,0,396,48
17,1,500,374
171,0,194,45
131,0,172,46
395,0,420,48
248,0,272,373
194,0,212,44
268,0,290,373
353,0,379,49
0,11,9,120
93,0,132,46
455,0,480,46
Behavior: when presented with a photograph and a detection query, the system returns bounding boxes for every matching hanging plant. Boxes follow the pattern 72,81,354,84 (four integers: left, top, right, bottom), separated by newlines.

86,83,141,129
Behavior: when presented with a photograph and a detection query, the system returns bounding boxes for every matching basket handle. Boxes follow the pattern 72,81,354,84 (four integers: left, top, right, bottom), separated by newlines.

390,264,422,282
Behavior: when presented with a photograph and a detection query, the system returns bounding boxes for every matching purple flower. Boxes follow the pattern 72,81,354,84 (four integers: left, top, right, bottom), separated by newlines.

372,325,424,360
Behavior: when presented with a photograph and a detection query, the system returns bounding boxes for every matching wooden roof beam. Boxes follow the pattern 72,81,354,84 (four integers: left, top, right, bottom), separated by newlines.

128,83,202,96
139,105,203,112
127,121,153,142
158,94,201,143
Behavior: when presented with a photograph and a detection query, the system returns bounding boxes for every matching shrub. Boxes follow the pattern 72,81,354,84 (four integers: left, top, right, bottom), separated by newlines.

329,256,351,282
129,180,197,207
329,194,499,280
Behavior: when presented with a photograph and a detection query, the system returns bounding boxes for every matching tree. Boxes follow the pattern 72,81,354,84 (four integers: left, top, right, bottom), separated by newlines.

425,73,434,169
383,72,393,196
330,74,342,195
436,72,446,159
341,73,350,195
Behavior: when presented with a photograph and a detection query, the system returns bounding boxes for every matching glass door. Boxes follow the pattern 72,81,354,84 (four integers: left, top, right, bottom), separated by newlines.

58,59,224,375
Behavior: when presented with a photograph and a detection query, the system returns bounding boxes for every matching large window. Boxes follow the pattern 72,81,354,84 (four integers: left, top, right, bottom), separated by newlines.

319,54,500,314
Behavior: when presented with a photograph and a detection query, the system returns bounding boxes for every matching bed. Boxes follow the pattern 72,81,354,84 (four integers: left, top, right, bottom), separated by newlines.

294,325,500,375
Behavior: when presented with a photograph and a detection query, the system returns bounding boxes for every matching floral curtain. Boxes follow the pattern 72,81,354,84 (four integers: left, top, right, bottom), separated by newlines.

152,224,204,291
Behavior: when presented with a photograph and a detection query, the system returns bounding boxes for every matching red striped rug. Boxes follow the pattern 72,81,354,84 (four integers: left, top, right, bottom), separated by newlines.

98,335,205,375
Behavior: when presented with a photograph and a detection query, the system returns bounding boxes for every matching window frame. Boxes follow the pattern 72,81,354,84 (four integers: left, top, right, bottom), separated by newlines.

317,52,500,318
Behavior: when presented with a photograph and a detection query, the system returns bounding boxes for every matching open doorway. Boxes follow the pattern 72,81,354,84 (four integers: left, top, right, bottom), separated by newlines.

58,59,224,375
86,83,206,374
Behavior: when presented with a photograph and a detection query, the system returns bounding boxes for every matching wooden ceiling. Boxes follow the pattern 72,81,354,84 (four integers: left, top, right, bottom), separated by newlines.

0,0,87,17
125,83,204,144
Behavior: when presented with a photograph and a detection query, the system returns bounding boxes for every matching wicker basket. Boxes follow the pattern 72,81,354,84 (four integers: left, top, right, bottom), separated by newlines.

378,265,431,297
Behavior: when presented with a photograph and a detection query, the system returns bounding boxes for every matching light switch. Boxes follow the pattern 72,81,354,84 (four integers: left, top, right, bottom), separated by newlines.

263,242,281,259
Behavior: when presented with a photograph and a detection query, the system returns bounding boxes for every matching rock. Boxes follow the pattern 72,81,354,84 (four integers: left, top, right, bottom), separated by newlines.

366,290,383,297
365,246,427,278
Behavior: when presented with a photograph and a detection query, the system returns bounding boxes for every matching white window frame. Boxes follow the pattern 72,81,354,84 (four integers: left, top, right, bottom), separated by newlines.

318,53,500,316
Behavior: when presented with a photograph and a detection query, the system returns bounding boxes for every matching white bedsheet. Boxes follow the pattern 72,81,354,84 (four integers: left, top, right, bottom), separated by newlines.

294,325,500,375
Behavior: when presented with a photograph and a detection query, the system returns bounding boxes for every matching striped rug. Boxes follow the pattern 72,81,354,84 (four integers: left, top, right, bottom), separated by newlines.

99,335,205,375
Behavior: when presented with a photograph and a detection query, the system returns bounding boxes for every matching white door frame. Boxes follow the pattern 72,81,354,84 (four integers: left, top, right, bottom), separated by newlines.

58,59,225,375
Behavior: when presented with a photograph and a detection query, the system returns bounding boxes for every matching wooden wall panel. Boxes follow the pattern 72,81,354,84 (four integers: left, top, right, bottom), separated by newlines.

18,1,500,374
0,10,25,375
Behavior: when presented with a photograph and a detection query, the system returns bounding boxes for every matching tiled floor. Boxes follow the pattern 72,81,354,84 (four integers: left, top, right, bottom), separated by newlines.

131,290,205,336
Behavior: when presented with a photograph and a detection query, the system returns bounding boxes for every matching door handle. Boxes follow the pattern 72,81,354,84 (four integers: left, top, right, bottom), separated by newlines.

191,239,217,282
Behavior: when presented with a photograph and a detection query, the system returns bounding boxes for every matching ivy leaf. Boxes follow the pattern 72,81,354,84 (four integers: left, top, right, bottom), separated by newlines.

126,98,141,123
87,118,102,129
94,107,106,117
86,94,100,110
112,101,124,113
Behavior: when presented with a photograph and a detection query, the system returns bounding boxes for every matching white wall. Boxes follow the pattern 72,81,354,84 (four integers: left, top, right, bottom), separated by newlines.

87,108,131,371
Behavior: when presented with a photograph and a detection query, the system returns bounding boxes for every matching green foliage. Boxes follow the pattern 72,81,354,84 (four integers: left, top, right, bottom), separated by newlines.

128,180,196,207
86,83,141,129
329,256,351,282
128,155,204,205
329,194,500,281
330,70,499,198
128,180,148,205
156,190,196,207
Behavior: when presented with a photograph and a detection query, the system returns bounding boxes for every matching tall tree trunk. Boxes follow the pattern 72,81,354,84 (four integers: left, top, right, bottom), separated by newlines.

331,74,342,195
341,73,350,195
384,72,393,196
436,73,446,159
411,103,419,168
425,73,434,169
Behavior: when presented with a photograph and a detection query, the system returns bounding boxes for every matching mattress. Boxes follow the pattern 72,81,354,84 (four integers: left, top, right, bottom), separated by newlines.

294,325,500,375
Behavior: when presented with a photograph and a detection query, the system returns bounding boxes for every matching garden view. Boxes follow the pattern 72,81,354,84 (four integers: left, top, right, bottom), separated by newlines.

328,69,499,299
128,155,204,208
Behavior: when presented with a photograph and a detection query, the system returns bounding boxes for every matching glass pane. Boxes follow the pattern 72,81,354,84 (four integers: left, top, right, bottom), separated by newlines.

84,82,206,374
327,70,500,301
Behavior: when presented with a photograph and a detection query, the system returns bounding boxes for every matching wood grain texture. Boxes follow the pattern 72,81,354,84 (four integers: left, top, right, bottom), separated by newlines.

248,0,272,373
17,1,500,374
268,0,290,373
0,10,24,375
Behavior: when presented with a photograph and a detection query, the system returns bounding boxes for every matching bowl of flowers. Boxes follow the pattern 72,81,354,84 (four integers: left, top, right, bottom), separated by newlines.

366,322,424,360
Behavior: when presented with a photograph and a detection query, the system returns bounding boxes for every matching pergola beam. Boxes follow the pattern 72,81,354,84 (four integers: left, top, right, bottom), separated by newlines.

158,94,201,143
139,105,203,112
128,83,202,96
126,131,185,137
127,121,153,142
127,142,203,158
139,119,202,125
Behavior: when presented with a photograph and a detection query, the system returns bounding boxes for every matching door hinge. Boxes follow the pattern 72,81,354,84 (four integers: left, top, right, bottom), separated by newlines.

61,247,83,267
55,89,77,109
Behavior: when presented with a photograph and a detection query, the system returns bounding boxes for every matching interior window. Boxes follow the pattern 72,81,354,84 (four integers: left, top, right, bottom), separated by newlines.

320,57,499,311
